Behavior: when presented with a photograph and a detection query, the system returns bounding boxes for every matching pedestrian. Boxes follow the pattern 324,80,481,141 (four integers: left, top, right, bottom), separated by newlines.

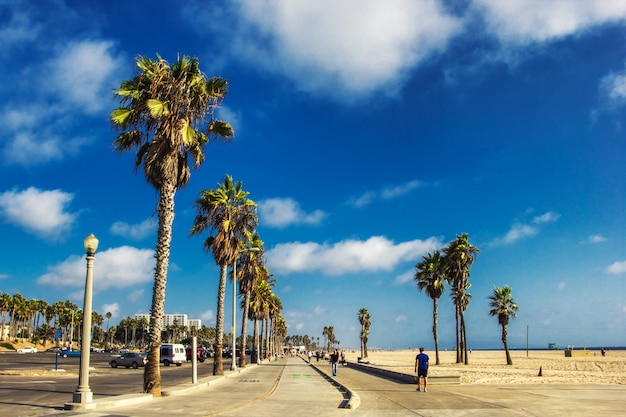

330,349,339,376
414,347,429,392
341,350,345,365
308,350,312,363
316,350,320,362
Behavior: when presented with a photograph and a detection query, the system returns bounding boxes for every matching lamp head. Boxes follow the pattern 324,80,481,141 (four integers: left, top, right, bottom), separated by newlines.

84,234,99,256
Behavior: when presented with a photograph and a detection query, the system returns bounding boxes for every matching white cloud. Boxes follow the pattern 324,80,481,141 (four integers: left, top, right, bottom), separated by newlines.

313,305,325,315
126,289,145,303
266,235,442,275
199,309,215,322
606,260,626,275
0,274,8,279
491,223,538,246
532,211,560,224
350,180,424,208
395,315,407,322
490,211,559,246
101,303,120,319
190,0,463,100
394,270,414,286
258,197,326,228
0,187,77,239
474,0,626,45
110,218,156,241
584,234,607,244
37,246,155,291
46,39,123,114
557,282,566,291
0,5,40,54
599,64,626,108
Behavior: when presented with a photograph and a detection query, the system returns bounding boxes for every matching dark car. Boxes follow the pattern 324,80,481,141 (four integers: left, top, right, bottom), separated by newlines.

109,352,148,369
60,348,81,358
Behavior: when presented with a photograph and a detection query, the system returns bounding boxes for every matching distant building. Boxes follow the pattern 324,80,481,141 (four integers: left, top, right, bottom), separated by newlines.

134,313,200,330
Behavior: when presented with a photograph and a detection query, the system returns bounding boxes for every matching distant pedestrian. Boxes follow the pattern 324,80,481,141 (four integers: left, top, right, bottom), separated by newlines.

414,347,429,392
308,350,312,363
330,349,339,376
316,351,320,362
341,350,345,365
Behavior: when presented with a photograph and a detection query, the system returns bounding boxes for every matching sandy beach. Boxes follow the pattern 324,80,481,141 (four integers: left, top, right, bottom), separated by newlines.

342,348,626,385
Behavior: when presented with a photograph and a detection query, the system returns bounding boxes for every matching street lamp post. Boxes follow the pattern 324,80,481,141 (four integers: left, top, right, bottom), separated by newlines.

230,247,260,371
70,234,99,407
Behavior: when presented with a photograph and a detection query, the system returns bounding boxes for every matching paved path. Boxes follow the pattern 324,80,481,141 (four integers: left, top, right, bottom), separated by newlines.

25,356,626,417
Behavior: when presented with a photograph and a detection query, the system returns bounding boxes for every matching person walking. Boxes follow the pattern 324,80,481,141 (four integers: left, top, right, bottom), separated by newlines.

414,347,430,392
330,349,339,376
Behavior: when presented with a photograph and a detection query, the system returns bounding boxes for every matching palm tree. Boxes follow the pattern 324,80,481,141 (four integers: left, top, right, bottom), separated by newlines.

111,54,234,395
415,251,446,365
443,233,479,364
249,275,272,363
358,308,371,359
489,285,518,365
0,293,11,341
190,175,258,375
238,232,264,367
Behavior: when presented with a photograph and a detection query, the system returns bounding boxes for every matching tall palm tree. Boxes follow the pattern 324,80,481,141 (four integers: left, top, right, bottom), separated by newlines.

358,308,371,359
489,285,518,365
190,175,257,375
249,275,272,363
237,232,264,367
415,251,446,365
111,54,233,395
443,233,479,364
0,293,11,341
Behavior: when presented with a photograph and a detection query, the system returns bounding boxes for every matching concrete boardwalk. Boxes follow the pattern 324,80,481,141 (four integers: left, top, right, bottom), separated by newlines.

34,356,626,417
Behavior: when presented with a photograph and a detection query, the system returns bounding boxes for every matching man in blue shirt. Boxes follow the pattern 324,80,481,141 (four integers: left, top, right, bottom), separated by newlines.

414,347,430,392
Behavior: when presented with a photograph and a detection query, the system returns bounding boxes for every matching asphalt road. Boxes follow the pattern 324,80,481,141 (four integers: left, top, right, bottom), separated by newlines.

0,351,237,417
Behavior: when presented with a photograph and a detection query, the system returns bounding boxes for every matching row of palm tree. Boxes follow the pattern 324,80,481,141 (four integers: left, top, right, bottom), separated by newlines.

415,233,519,365
0,290,263,353
111,54,285,395
0,293,111,347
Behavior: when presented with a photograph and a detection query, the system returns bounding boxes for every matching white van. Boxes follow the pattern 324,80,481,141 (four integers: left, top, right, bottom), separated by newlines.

160,343,185,366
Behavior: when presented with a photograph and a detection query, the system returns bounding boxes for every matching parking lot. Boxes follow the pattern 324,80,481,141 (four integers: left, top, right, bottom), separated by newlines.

0,350,235,417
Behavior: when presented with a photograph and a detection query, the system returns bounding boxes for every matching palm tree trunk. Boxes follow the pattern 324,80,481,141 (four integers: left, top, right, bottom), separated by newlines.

455,304,460,363
502,324,512,365
213,264,228,375
461,311,468,365
433,298,440,365
239,290,250,367
143,182,175,396
252,318,259,363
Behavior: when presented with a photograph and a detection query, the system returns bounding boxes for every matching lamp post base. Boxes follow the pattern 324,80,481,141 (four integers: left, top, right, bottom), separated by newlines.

66,388,93,409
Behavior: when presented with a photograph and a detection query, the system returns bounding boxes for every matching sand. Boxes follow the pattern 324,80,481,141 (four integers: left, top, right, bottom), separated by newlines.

342,348,626,385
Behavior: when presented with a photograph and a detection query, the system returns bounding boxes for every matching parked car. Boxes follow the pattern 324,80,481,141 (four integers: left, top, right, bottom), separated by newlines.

16,346,38,353
186,347,208,362
60,348,81,358
160,343,185,366
109,352,148,369
46,347,62,353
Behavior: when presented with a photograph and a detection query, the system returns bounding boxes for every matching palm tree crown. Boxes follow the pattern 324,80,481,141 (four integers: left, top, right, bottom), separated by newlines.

111,54,233,395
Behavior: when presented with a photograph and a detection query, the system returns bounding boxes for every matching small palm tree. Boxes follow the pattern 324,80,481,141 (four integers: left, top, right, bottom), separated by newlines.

111,54,233,395
191,175,257,375
489,285,518,365
415,251,446,365
358,308,371,359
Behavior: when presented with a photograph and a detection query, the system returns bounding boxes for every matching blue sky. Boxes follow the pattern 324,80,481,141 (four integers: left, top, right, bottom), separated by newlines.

0,0,625,350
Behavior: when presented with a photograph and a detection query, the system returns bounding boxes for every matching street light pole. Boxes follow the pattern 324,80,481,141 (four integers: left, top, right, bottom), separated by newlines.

70,234,99,407
230,247,260,371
